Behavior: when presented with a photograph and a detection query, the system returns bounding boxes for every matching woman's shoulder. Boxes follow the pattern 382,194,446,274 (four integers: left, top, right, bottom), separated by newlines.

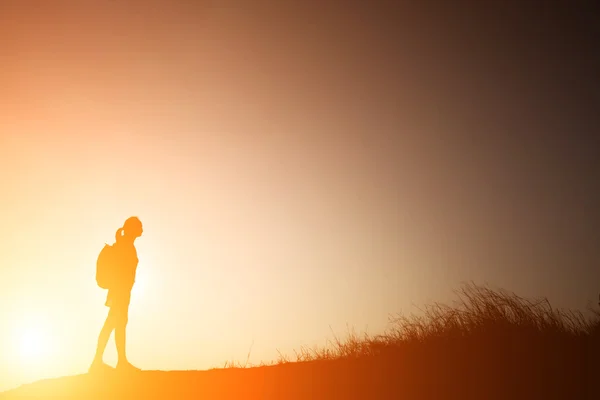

114,241,137,255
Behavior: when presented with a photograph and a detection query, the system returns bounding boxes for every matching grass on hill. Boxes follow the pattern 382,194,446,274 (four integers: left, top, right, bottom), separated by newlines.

4,283,599,400
221,282,600,399
229,283,599,366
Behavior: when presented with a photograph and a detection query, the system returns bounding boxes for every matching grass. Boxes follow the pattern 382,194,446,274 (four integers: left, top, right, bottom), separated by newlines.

220,282,600,399
4,283,599,399
224,283,599,366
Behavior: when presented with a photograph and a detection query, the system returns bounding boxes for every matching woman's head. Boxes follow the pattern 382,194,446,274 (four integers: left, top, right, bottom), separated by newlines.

115,216,143,242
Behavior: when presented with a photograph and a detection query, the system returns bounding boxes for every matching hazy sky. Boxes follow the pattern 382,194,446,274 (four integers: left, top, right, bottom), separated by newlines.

1,1,599,391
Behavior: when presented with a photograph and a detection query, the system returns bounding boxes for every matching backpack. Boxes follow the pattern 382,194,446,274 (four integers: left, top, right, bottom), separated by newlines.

96,243,117,289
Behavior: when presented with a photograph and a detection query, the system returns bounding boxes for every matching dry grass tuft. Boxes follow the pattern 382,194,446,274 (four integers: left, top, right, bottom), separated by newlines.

270,283,599,364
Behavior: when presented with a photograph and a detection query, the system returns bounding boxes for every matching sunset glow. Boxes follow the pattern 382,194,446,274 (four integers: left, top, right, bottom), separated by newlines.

1,1,599,394
18,329,48,362
10,315,55,367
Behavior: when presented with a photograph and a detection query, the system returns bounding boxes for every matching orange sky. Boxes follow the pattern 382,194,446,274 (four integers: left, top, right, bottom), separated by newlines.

1,1,599,392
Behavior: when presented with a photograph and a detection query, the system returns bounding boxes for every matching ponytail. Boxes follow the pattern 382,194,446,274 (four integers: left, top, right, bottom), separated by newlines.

115,217,142,244
115,227,124,243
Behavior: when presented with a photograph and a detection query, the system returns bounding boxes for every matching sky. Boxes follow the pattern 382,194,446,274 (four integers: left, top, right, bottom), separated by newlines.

1,0,599,392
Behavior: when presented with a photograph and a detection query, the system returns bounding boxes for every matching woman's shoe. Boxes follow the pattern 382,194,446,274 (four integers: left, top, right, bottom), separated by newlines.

88,360,113,374
116,361,141,372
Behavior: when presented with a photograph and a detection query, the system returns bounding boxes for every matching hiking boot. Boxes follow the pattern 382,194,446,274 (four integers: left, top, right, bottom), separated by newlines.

116,361,141,372
88,360,113,374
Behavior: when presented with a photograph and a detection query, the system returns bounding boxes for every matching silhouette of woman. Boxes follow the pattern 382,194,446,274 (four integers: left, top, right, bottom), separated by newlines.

90,216,143,372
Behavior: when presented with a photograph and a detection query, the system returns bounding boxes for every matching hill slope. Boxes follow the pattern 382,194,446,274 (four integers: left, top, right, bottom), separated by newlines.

2,284,599,399
3,359,395,400
1,350,596,400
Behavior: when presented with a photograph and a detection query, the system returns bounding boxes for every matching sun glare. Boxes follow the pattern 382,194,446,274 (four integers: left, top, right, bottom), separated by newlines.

11,317,55,365
19,329,47,360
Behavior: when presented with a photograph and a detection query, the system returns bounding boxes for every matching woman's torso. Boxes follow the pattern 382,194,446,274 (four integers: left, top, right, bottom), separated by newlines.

111,241,138,293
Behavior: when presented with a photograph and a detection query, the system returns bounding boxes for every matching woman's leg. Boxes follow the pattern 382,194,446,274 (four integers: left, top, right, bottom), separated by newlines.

115,321,140,371
112,292,139,370
115,318,127,364
115,301,138,369
92,312,115,365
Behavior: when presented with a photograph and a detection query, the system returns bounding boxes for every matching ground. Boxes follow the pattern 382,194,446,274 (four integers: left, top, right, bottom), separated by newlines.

3,284,598,399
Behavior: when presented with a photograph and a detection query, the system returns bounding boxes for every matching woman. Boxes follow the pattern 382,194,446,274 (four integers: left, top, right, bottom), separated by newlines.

90,216,143,372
